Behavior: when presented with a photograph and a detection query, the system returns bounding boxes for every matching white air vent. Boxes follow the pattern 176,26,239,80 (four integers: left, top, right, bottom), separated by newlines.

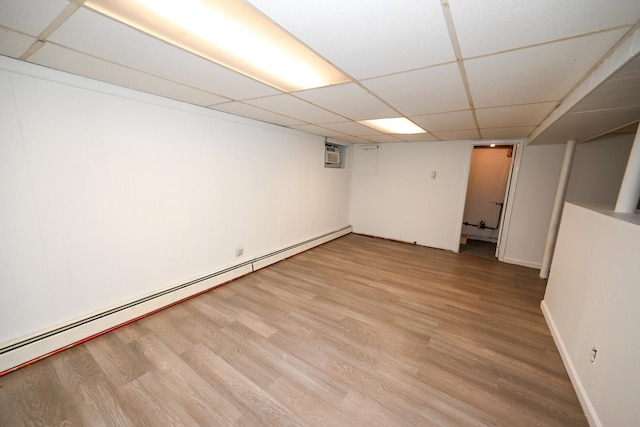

325,144,340,164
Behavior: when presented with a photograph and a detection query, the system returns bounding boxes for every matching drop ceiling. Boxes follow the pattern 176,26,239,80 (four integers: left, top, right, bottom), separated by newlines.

1,0,639,144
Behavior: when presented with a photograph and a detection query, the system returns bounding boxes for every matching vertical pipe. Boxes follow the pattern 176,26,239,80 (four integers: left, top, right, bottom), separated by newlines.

540,140,577,279
614,124,640,213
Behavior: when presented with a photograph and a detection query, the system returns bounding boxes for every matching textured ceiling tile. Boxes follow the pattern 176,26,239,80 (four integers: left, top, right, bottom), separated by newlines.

0,0,69,36
0,28,36,58
288,124,348,138
294,83,397,120
318,121,385,136
2,1,636,143
49,8,279,100
481,126,536,139
246,95,345,123
572,57,640,113
30,43,229,107
476,102,557,128
359,134,404,143
466,29,628,108
450,0,640,58
334,136,370,144
363,63,469,116
431,129,480,140
211,102,305,127
411,110,476,132
395,133,440,142
246,0,455,79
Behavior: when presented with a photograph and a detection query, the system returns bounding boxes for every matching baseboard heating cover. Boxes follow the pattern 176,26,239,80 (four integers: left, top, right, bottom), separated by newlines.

0,226,352,375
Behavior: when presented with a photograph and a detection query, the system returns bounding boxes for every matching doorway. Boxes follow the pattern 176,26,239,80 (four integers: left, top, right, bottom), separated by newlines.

460,145,515,259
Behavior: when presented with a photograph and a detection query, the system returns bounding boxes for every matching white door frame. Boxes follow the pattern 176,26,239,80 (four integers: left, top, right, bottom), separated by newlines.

454,139,524,261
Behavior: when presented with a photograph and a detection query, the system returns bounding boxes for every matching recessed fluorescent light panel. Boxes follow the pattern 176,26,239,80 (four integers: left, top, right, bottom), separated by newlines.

84,0,350,91
358,118,427,134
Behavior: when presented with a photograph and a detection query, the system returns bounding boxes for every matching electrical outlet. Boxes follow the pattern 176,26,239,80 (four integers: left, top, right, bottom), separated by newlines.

236,246,244,257
590,347,597,364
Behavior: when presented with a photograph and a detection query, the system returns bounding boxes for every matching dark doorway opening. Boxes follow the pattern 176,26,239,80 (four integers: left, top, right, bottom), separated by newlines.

460,145,514,259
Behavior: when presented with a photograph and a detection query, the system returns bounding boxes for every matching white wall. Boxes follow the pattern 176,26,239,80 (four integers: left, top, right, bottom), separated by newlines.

349,141,471,251
542,203,640,427
0,56,351,347
349,140,563,268
500,143,565,268
566,133,634,206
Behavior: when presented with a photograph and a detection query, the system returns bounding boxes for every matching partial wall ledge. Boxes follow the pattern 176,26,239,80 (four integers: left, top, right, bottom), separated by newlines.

0,226,352,375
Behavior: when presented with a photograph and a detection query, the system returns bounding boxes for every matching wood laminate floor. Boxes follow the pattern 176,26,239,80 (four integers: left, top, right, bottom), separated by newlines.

0,234,587,426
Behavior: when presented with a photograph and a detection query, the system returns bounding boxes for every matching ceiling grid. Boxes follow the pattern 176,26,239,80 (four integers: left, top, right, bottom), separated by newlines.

0,0,638,144
440,0,482,139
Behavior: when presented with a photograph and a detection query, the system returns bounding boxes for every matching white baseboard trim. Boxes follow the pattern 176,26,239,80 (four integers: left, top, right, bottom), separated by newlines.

540,300,601,427
0,226,352,375
253,226,351,271
500,256,541,269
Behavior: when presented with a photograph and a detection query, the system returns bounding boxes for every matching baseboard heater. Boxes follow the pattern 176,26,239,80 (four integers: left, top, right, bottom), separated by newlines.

0,226,352,375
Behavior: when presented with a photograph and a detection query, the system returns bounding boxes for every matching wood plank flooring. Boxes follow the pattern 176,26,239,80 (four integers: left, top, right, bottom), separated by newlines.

0,234,588,426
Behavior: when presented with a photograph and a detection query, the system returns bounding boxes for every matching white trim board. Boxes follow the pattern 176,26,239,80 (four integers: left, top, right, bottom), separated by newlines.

501,256,541,270
0,227,352,375
541,300,600,427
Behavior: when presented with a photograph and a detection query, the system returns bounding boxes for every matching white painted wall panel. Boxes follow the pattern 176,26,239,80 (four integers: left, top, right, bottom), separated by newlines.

0,71,57,340
542,203,640,427
350,141,471,250
501,143,565,268
0,57,350,346
350,140,563,268
566,133,634,206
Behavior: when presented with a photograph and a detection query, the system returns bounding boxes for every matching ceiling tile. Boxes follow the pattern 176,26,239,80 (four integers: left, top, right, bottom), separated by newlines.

395,133,440,142
294,84,397,120
411,110,476,132
431,129,480,140
0,28,36,58
288,124,348,138
335,136,371,144
29,43,229,107
534,107,640,144
363,63,469,116
246,0,455,79
319,121,385,136
476,102,557,128
0,0,69,37
3,1,637,144
466,29,629,108
360,134,405,143
246,95,345,123
450,0,640,58
211,102,304,127
481,126,535,139
531,53,640,145
48,8,279,100
572,57,640,113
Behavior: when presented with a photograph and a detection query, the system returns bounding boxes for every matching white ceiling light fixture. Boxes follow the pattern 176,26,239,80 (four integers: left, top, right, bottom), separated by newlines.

358,118,427,134
83,0,350,92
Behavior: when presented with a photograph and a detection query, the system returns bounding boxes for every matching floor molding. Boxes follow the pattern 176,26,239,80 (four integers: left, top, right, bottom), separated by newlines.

0,226,352,375
541,300,600,427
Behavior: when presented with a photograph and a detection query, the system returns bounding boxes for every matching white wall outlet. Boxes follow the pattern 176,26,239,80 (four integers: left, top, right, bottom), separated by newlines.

236,246,244,257
431,170,437,180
